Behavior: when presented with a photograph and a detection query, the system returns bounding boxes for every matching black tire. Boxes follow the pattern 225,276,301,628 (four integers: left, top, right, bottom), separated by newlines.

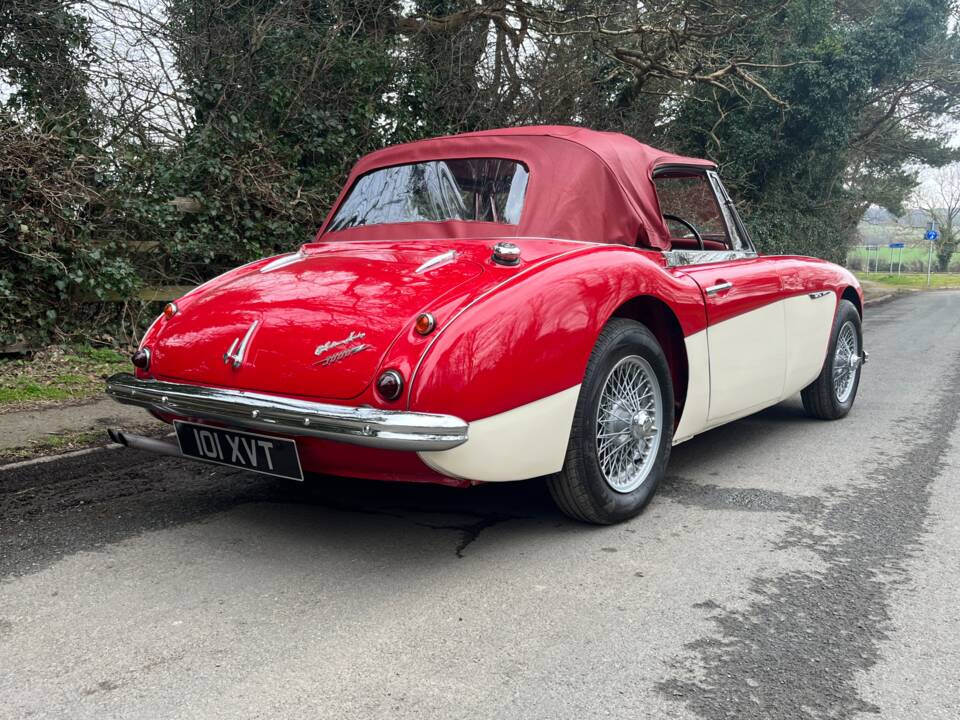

801,299,863,420
547,319,674,525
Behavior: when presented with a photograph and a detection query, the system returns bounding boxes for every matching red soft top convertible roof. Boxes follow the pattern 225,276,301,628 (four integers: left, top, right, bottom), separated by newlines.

318,125,716,250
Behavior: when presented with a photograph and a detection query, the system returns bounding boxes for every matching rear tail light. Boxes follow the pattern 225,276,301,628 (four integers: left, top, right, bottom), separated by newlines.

376,370,404,402
131,348,151,370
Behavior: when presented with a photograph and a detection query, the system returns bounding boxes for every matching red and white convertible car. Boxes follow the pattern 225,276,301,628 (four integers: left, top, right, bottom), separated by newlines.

107,126,865,524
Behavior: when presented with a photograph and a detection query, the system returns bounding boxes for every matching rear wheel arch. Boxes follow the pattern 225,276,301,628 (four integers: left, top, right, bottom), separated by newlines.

609,296,688,427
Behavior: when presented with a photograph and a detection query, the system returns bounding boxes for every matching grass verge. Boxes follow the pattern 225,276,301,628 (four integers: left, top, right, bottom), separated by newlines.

0,423,169,464
855,272,960,290
0,345,130,412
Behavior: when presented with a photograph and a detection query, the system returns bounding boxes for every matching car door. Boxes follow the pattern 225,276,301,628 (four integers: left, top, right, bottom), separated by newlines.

680,258,786,423
654,168,786,426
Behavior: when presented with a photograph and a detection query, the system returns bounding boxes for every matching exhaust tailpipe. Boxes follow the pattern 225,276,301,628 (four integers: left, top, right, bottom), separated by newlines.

108,429,182,457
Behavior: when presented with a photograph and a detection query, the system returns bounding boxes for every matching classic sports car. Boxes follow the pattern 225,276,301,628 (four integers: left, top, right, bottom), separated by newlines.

107,126,865,524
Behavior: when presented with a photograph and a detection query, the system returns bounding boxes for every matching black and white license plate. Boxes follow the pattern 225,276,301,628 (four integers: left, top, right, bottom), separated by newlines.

174,421,303,481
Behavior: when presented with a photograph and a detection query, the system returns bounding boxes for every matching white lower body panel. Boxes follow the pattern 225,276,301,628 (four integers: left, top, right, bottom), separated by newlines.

782,292,835,394
419,385,581,482
674,330,709,444
706,301,788,424
674,291,837,443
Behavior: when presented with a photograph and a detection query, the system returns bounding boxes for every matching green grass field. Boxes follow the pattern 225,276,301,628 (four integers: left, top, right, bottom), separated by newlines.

847,246,960,271
855,272,960,290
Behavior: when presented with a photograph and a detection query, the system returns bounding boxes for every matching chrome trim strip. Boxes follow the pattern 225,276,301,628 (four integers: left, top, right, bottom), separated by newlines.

415,249,458,274
664,249,757,267
223,320,259,368
105,373,469,451
259,251,305,273
223,337,239,363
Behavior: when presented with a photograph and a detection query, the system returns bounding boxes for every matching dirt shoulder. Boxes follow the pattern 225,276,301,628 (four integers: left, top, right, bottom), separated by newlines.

0,397,167,462
859,278,912,305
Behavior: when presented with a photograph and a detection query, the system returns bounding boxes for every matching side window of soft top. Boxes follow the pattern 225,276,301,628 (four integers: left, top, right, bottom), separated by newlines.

653,169,733,251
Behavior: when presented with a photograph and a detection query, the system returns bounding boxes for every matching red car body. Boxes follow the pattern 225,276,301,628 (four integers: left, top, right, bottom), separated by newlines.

108,126,862,492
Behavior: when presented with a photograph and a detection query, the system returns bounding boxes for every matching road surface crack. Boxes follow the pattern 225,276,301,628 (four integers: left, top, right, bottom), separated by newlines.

411,514,520,558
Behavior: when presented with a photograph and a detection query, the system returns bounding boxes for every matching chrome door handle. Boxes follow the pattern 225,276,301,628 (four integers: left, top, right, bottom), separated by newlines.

705,281,733,295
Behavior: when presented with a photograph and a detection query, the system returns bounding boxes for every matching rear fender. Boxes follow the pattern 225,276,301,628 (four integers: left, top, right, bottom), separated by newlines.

412,246,706,482
410,247,705,420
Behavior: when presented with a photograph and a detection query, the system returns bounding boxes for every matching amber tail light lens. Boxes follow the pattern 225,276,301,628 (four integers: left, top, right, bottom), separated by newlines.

376,370,404,402
414,313,436,335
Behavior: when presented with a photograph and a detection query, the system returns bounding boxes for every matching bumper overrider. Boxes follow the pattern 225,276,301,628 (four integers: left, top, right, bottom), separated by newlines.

105,373,469,452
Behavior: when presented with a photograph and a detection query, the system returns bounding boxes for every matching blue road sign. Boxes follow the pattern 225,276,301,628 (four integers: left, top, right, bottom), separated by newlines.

925,230,939,241
889,242,905,248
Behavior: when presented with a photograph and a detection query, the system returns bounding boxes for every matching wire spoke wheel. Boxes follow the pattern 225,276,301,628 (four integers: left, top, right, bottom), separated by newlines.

595,355,663,493
801,300,862,421
832,320,860,403
550,319,674,524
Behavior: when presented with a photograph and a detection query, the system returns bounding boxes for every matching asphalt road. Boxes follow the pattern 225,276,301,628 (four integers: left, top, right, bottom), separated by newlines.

2,291,959,720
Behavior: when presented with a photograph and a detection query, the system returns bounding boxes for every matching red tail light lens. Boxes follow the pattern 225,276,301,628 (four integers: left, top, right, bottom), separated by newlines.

131,348,151,370
376,370,404,402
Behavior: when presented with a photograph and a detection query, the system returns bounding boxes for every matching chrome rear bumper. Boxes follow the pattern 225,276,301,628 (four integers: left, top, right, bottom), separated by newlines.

105,373,469,451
